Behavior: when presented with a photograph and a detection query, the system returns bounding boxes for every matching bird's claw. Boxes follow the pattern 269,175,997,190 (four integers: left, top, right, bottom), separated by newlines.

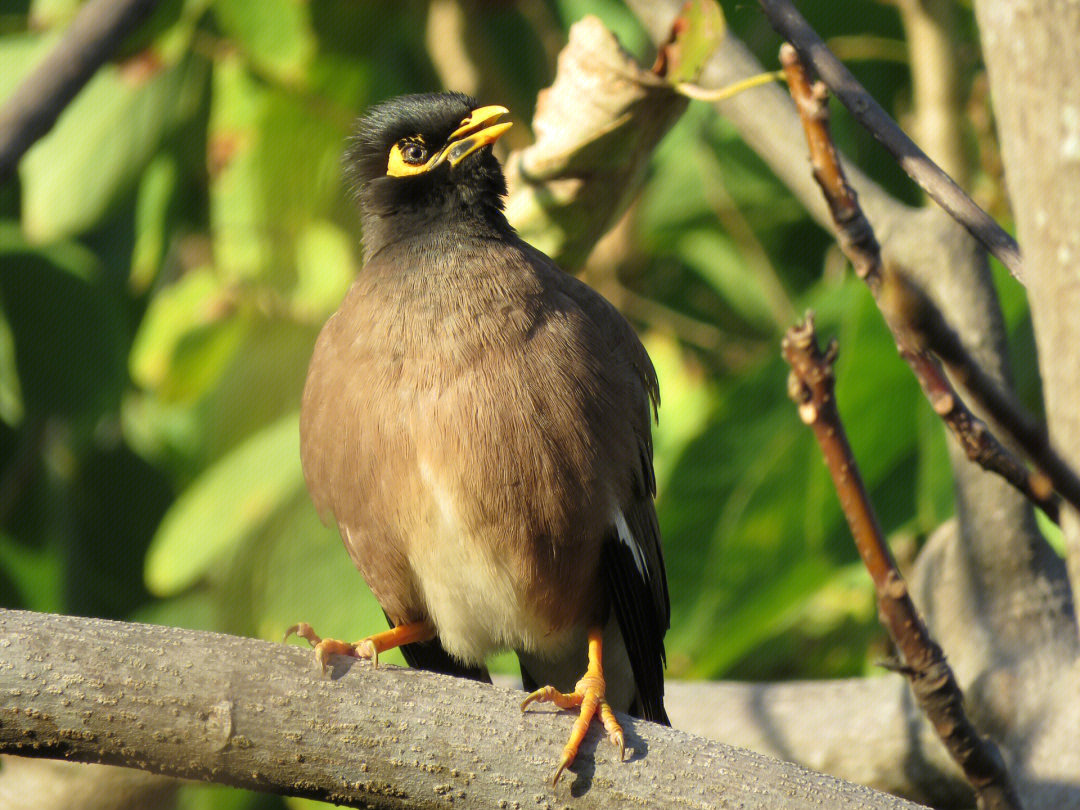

522,677,625,785
284,622,375,672
355,638,378,667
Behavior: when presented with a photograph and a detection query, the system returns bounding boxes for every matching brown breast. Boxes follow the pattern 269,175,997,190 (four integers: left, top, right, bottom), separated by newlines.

299,232,654,657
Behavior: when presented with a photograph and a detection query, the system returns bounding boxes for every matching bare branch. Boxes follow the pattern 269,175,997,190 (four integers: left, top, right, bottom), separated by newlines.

0,0,161,181
627,0,1074,683
781,45,1060,525
782,316,1024,810
755,0,1024,283
884,271,1080,515
0,609,930,810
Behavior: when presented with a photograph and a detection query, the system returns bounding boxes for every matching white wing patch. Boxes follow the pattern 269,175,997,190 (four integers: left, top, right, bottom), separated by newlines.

614,507,648,578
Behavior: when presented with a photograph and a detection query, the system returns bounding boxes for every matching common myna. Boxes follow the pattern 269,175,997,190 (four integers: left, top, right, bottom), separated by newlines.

290,92,669,784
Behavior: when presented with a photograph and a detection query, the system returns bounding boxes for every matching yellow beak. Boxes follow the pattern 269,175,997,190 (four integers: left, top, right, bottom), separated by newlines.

432,105,513,168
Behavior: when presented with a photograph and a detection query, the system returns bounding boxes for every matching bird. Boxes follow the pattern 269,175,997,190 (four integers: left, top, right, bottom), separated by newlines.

288,91,669,785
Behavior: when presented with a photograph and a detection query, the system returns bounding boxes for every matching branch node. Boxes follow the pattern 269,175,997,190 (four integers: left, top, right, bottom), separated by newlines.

781,313,1026,810
782,37,1065,528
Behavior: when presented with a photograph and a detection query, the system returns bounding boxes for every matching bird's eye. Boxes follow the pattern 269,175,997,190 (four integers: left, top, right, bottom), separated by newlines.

401,142,426,165
386,138,431,176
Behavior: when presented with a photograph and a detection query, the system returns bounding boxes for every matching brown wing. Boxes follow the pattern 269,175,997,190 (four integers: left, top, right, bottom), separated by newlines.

524,241,670,723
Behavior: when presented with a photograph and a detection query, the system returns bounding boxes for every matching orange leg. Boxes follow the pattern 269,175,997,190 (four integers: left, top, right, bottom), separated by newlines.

285,620,434,671
521,627,625,785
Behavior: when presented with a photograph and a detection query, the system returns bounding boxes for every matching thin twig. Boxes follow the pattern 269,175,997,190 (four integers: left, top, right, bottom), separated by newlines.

0,0,161,181
884,272,1080,515
780,44,1060,525
674,71,785,103
757,0,1024,283
782,314,1024,810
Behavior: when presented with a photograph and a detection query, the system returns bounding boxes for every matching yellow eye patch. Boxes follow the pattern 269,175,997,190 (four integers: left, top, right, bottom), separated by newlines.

387,137,431,177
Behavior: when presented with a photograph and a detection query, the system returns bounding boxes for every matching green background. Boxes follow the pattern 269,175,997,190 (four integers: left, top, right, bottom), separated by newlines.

0,1,1039,807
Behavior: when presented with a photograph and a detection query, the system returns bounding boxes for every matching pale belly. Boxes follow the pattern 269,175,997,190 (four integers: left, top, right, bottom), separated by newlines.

408,458,575,664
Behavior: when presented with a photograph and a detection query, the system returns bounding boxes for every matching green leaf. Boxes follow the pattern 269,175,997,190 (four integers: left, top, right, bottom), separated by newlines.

129,267,244,402
213,0,316,84
0,33,55,105
0,530,64,614
292,219,355,316
677,228,779,331
20,55,193,242
28,0,80,29
0,304,24,426
0,224,125,420
207,54,348,284
657,275,940,678
145,412,303,595
191,314,316,465
657,0,725,84
129,279,317,473
684,555,836,676
130,151,180,294
644,331,713,490
249,491,402,663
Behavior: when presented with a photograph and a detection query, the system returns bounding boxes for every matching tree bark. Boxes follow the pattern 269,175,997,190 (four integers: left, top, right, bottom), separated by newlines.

0,609,930,810
620,5,1080,807
973,0,1080,627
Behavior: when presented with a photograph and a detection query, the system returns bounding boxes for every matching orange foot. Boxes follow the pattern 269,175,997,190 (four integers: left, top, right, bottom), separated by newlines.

284,620,434,671
521,627,625,785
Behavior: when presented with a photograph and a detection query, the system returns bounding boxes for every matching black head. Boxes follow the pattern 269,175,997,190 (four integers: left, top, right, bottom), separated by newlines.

344,92,513,257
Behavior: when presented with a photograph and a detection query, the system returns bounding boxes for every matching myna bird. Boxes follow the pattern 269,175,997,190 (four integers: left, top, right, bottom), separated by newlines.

289,92,669,784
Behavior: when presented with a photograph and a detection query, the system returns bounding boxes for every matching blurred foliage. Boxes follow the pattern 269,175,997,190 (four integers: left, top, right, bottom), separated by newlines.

0,0,1035,806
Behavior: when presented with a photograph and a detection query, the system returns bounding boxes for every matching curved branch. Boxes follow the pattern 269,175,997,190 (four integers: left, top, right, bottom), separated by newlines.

0,0,161,181
754,0,1024,283
0,609,929,810
626,0,1073,678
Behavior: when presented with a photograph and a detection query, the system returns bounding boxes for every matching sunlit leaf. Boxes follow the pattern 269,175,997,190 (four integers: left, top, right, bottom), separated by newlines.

644,330,713,492
145,412,303,596
27,0,79,28
129,285,316,473
129,267,242,401
0,305,24,426
0,33,55,108
20,54,196,242
213,0,316,84
208,54,347,283
292,219,355,316
656,0,725,84
130,151,180,294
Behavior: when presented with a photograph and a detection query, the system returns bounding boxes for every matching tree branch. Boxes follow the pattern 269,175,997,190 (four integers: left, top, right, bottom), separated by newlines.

0,609,932,810
627,0,1074,737
754,0,1024,283
885,270,1080,516
783,316,1024,810
972,0,1080,627
0,0,161,181
780,44,1060,526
